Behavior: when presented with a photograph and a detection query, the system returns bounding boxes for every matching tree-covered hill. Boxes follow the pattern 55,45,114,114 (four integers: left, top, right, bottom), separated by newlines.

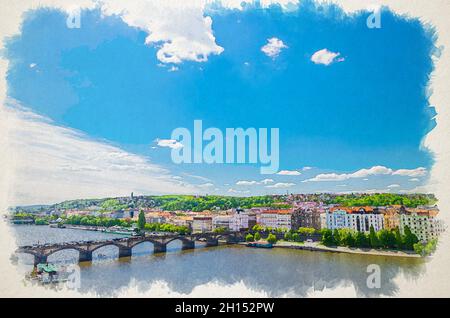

13,192,437,213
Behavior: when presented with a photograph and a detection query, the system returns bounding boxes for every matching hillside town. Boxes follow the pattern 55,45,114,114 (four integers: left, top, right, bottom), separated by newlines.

10,193,444,244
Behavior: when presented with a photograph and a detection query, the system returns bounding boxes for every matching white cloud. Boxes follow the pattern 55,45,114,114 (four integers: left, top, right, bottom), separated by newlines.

236,180,259,186
236,178,274,186
387,184,400,188
302,166,313,171
303,165,427,182
2,101,196,205
156,138,183,149
0,1,224,66
392,167,427,177
277,170,301,176
100,0,224,64
266,182,295,188
409,178,420,182
29,63,37,68
181,173,211,182
261,37,288,58
260,178,274,185
311,48,344,66
218,0,300,11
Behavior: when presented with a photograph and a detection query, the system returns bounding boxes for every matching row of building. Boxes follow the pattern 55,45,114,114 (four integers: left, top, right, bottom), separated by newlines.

297,204,444,242
62,203,444,243
188,204,443,243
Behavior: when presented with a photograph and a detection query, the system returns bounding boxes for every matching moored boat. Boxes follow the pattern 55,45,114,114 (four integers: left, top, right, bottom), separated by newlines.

27,263,72,284
246,242,273,248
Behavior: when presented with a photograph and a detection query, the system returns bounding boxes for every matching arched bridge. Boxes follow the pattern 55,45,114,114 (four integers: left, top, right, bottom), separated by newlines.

16,231,245,265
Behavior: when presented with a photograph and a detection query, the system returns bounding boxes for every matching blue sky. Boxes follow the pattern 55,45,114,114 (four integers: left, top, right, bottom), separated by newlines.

3,1,437,201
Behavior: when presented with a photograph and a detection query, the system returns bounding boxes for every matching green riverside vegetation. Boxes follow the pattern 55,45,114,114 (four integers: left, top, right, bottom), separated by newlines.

319,225,419,251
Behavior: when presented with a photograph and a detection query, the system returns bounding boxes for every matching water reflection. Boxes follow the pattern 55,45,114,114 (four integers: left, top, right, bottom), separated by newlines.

11,225,427,297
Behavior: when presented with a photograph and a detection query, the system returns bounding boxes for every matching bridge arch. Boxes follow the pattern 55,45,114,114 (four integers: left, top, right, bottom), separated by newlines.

129,238,160,249
129,240,155,257
165,238,185,252
16,249,40,258
90,243,125,260
45,246,89,263
46,246,88,257
129,238,168,254
90,242,126,253
165,236,193,246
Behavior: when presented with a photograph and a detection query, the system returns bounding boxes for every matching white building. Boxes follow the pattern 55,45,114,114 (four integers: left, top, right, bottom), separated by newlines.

229,211,249,232
400,212,445,242
257,210,292,230
192,216,213,233
212,215,232,230
145,213,166,224
325,208,384,233
320,212,327,229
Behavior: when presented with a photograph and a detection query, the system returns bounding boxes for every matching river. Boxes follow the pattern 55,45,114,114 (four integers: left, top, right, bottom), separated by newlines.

10,225,427,297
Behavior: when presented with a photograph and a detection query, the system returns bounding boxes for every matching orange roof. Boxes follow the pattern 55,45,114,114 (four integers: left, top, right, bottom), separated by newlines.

330,206,374,214
193,215,213,220
412,209,439,217
262,209,292,215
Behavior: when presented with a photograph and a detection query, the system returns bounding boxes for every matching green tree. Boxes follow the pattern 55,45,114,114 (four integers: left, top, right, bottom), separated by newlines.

254,232,261,241
394,227,403,249
403,226,419,250
284,232,293,241
341,230,356,247
321,229,334,246
298,227,315,236
137,210,146,231
413,240,437,257
245,233,254,242
369,225,380,248
332,229,341,246
413,242,425,256
292,233,300,242
213,227,227,234
378,230,396,249
252,224,263,232
424,239,438,256
267,233,277,244
34,218,49,225
355,231,369,248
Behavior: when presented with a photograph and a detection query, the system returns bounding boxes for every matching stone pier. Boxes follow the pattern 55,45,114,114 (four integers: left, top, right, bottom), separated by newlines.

34,254,48,266
118,247,132,258
79,250,92,263
153,243,167,253
181,240,195,250
205,239,219,247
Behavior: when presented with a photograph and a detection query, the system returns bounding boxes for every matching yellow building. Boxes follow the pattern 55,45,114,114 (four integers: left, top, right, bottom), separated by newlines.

383,206,402,230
